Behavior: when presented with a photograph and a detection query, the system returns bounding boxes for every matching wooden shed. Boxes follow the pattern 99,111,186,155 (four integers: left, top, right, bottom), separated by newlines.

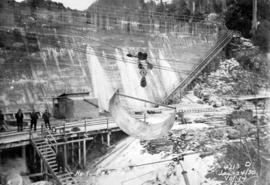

53,92,99,119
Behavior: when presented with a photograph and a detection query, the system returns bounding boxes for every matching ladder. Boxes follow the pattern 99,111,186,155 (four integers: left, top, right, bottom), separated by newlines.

163,30,234,103
30,129,78,185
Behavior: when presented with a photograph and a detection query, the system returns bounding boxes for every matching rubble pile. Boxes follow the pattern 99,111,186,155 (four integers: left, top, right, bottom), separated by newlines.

141,121,266,156
195,58,242,97
195,59,268,106
194,36,269,105
141,162,180,185
169,128,230,154
141,128,230,155
229,37,259,58
141,138,173,155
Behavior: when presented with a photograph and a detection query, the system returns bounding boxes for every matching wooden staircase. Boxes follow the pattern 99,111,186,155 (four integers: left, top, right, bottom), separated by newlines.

162,30,234,103
30,130,78,185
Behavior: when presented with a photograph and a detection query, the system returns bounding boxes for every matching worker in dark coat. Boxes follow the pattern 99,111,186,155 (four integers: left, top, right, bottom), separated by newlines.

30,109,39,131
15,109,24,132
0,110,7,132
56,148,65,173
42,109,51,130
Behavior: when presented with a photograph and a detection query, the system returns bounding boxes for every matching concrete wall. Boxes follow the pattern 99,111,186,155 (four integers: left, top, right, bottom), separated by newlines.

0,5,219,113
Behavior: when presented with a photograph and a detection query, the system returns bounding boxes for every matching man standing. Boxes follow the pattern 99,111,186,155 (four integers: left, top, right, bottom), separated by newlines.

42,109,51,130
15,109,24,132
0,110,7,132
30,109,39,131
56,148,65,173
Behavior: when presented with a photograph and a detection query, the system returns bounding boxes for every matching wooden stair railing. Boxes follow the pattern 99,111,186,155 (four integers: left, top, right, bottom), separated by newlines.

30,128,79,185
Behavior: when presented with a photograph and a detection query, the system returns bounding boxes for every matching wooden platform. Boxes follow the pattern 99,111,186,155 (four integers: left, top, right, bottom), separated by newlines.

0,105,226,149
0,115,148,149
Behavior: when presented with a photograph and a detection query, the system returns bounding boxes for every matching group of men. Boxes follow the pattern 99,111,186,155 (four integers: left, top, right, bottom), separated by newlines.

1,108,66,173
0,108,52,132
16,108,52,132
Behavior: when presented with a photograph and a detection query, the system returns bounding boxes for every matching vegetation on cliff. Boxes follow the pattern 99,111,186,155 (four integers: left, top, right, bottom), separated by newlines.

225,0,270,51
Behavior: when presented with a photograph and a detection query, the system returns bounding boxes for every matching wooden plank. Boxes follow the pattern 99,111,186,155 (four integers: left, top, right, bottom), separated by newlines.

52,137,93,146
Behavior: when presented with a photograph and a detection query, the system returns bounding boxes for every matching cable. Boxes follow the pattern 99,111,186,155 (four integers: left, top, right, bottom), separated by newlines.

88,4,205,21
0,25,214,67
0,8,218,65
43,35,198,71
51,44,187,74
91,151,204,173
0,7,195,26
1,34,190,74
0,5,206,23
0,12,219,80
121,170,155,185
0,6,217,34
0,17,216,42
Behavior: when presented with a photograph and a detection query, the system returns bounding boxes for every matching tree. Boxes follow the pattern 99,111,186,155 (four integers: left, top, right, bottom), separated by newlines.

251,0,258,35
173,0,191,17
225,0,253,38
225,0,270,39
156,0,165,12
252,20,270,51
139,0,148,11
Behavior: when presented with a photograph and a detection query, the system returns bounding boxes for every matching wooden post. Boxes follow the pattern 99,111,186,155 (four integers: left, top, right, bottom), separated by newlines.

101,134,104,144
44,165,48,181
78,141,81,167
107,132,111,147
192,1,195,14
22,145,26,159
95,13,98,28
33,147,36,164
165,21,167,33
64,141,67,169
64,122,66,134
40,158,43,174
91,12,95,25
22,146,27,170
85,120,87,134
106,15,110,31
0,150,2,165
83,139,86,169
71,142,74,165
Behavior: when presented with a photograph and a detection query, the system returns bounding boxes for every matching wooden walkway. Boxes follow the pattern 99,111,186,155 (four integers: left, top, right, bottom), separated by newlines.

0,104,227,149
0,115,142,149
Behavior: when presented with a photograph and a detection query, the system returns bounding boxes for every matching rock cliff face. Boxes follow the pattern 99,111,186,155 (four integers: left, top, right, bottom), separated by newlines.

0,0,219,112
